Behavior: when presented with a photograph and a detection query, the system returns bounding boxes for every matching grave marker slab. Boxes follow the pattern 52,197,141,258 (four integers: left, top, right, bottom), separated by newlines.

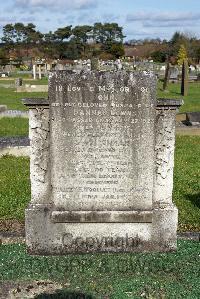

23,70,183,254
186,112,200,126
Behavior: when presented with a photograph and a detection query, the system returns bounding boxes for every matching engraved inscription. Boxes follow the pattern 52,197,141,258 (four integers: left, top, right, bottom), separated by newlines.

49,71,156,210
62,233,141,251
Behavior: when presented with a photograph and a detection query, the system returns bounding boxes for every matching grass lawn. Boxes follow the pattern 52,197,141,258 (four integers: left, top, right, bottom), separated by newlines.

0,155,30,220
0,136,199,231
158,81,200,113
0,77,48,85
173,136,200,231
0,117,28,137
0,86,47,110
0,240,199,298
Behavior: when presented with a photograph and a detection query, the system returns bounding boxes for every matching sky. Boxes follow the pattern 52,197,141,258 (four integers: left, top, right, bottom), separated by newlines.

0,0,200,41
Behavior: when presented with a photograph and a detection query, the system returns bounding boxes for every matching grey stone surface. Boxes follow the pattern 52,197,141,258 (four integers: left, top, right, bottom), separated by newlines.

22,98,49,106
49,71,156,211
0,105,7,112
0,136,29,148
186,112,200,126
24,70,182,254
15,78,23,87
0,135,29,157
157,98,183,107
0,110,29,118
29,107,50,204
0,146,30,157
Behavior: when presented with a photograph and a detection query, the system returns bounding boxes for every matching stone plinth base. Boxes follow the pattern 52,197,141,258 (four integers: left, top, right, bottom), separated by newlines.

25,204,178,254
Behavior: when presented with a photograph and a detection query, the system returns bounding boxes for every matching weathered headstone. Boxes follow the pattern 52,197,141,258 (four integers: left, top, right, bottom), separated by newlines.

15,78,23,87
33,64,37,80
91,58,99,70
163,62,170,91
115,59,123,70
0,105,7,113
186,112,200,126
38,64,42,80
181,59,189,96
23,70,183,254
169,67,179,83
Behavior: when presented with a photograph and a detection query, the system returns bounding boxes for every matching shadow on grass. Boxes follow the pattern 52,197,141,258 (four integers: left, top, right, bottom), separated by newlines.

35,289,95,299
186,193,200,209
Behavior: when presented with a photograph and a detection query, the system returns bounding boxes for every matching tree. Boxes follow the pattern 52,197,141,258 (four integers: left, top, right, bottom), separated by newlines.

62,40,83,59
1,21,127,61
93,23,104,43
151,50,166,62
54,26,72,42
109,43,124,58
169,31,198,60
177,44,187,66
93,23,125,45
1,24,15,44
24,23,43,44
14,23,26,43
43,31,56,43
195,47,200,63
102,23,125,44
72,25,93,43
71,25,93,57
1,23,43,45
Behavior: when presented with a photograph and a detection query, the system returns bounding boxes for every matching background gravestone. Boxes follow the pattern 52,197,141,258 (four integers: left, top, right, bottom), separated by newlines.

186,112,200,126
23,70,183,254
15,78,23,87
163,62,170,91
91,58,99,70
181,59,189,96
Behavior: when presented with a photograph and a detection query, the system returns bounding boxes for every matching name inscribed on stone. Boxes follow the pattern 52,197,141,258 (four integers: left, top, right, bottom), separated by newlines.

49,71,156,211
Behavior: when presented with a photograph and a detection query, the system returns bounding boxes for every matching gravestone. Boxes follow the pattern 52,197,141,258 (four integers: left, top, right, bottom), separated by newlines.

0,105,7,113
181,59,189,96
23,70,183,254
33,64,37,80
15,78,23,87
169,67,179,83
163,62,170,91
186,112,200,126
91,58,99,70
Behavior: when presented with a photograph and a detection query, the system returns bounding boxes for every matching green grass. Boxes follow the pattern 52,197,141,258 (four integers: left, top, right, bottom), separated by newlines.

0,78,48,85
0,117,28,137
173,136,200,231
158,81,200,113
0,240,199,298
0,86,47,110
23,78,48,85
0,155,30,220
0,136,199,231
